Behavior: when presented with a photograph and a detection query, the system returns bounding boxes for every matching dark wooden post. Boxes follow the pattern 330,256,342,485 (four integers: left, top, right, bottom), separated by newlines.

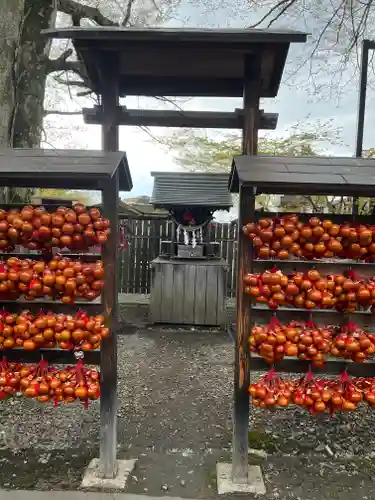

353,39,371,215
232,54,260,484
99,52,120,479
242,55,260,155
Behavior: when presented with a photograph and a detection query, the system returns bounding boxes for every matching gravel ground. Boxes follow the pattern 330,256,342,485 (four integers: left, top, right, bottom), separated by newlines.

0,318,373,498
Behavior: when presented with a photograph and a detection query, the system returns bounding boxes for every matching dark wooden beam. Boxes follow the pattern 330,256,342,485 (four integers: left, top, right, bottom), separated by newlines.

82,106,278,130
0,299,102,315
229,329,375,377
232,186,254,485
99,53,119,479
242,55,261,155
232,54,261,486
0,347,100,365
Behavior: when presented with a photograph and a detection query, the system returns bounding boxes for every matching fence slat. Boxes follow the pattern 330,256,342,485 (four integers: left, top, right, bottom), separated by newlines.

231,223,238,298
140,220,149,294
118,216,238,297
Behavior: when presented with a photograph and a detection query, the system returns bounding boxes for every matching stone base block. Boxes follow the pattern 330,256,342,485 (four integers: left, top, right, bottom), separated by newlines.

216,462,266,495
81,458,137,490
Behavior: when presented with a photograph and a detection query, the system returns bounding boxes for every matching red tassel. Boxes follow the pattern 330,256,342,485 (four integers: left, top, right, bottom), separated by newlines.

340,371,349,383
268,317,280,329
306,369,315,381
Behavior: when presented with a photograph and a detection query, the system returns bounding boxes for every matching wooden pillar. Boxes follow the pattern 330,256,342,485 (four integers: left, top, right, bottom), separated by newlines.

232,54,260,484
99,52,120,479
242,55,260,155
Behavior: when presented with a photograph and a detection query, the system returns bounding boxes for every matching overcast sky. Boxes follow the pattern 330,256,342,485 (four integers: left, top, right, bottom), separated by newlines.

45,0,375,203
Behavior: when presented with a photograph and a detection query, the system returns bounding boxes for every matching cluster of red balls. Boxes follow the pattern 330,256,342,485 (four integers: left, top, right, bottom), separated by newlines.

0,204,110,252
244,268,375,312
0,359,100,406
249,369,375,414
250,319,375,366
244,214,375,261
0,310,108,351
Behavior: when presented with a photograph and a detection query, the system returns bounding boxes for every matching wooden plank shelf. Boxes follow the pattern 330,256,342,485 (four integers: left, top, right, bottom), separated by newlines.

0,203,100,210
253,211,375,223
250,353,375,377
0,252,101,262
0,347,100,365
0,203,74,210
0,145,130,479
250,308,375,330
251,304,373,315
229,159,375,481
228,326,375,376
0,300,102,314
253,258,375,266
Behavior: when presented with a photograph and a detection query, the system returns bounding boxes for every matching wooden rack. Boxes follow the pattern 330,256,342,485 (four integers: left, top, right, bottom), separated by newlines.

229,155,375,484
0,148,132,479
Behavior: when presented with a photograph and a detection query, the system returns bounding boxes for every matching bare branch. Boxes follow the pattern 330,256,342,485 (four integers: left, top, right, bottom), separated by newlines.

53,0,182,111
122,0,136,26
347,0,373,53
57,0,118,26
47,48,73,74
44,110,82,116
77,89,94,97
249,0,375,99
59,60,86,76
250,0,293,28
139,126,166,145
53,75,87,88
150,0,163,16
266,0,296,28
153,96,186,111
277,0,348,89
303,195,319,212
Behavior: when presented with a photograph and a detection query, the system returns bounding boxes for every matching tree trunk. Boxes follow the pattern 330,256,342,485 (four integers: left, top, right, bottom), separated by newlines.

0,1,24,147
12,0,55,149
2,0,55,203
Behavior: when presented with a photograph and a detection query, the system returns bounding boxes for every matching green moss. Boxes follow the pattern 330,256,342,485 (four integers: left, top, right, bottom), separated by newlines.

340,456,375,476
205,468,217,488
248,430,281,452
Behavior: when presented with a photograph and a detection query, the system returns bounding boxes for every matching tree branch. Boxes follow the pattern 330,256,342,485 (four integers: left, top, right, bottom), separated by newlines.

250,0,293,28
122,0,136,26
44,110,82,116
56,0,118,26
47,48,74,74
48,50,91,94
76,89,94,97
53,75,87,88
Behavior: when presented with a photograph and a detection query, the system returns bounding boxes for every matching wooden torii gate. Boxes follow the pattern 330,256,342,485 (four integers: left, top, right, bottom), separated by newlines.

44,26,307,491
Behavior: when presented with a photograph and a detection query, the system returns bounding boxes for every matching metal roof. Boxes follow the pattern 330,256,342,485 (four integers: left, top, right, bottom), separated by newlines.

43,27,307,98
150,172,233,209
0,149,132,191
229,155,375,196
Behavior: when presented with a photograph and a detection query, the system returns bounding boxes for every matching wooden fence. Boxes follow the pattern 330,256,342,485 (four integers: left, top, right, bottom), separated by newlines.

118,217,238,297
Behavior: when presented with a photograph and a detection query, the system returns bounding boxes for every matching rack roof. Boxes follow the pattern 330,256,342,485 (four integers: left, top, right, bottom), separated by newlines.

151,172,233,209
0,149,132,191
43,27,307,98
229,155,375,196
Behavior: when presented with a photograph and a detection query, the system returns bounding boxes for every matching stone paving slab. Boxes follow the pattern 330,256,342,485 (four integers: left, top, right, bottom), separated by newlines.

0,492,188,500
81,459,137,490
